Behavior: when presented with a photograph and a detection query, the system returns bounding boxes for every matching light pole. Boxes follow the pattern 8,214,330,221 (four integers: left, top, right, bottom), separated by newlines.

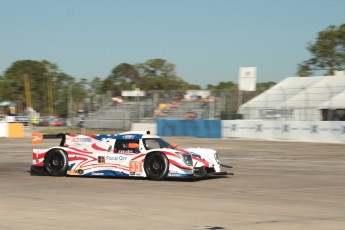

46,64,54,117
23,74,32,109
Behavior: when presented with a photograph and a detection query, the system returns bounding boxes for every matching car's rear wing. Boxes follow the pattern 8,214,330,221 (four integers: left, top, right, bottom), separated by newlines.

32,133,66,146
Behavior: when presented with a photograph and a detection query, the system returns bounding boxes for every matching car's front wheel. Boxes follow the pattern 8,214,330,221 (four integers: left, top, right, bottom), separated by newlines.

44,148,68,176
144,152,169,180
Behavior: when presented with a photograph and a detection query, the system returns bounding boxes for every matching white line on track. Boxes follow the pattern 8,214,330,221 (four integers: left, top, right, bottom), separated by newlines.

222,157,345,164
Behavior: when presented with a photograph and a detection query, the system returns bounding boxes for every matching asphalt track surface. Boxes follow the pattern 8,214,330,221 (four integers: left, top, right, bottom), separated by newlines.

1,135,345,230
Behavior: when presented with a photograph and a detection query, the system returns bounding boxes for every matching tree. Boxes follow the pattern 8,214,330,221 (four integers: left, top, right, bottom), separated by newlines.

256,82,276,92
138,58,175,78
136,58,201,91
89,77,103,111
207,81,236,90
0,75,5,100
90,77,103,96
105,59,201,93
297,63,312,77
52,72,74,117
297,24,345,76
73,78,89,112
110,63,139,86
101,63,139,96
1,60,89,116
101,77,115,94
3,60,47,114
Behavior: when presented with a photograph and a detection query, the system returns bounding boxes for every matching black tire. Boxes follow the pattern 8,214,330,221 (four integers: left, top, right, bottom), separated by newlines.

44,148,68,176
144,152,169,180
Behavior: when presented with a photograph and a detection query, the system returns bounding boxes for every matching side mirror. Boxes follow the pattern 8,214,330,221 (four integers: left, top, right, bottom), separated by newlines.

171,142,178,149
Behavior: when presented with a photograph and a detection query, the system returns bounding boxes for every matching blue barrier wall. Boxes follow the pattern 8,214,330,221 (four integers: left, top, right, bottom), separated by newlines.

157,119,221,138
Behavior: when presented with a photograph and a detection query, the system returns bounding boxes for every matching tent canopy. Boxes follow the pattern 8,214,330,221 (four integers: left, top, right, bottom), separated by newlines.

239,76,323,110
318,88,345,109
282,75,345,109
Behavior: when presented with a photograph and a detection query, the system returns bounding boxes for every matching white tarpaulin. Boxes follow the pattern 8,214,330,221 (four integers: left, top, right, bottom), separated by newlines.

239,67,256,91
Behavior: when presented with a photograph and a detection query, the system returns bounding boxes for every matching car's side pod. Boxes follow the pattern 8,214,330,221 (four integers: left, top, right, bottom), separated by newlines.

32,133,67,146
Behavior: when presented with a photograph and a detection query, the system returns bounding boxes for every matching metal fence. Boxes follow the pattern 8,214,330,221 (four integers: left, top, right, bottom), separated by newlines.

10,85,345,130
85,89,244,130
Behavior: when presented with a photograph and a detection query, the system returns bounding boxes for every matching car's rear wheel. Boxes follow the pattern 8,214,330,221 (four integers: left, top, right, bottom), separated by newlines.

144,152,169,180
44,148,68,176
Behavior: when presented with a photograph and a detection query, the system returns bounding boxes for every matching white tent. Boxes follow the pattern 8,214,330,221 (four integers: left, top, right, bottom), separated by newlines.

239,76,323,119
318,89,345,121
282,75,345,120
318,88,345,110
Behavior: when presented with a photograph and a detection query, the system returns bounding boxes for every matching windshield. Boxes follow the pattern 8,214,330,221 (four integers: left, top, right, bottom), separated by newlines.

142,138,173,150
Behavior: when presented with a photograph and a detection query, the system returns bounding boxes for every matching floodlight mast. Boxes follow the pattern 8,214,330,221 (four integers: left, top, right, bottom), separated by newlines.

23,74,32,109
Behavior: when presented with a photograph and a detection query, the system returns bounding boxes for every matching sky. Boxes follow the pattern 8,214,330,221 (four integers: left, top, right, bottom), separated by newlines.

0,0,344,88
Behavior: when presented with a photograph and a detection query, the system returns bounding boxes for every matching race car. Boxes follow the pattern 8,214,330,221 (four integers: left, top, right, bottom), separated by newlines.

31,131,232,180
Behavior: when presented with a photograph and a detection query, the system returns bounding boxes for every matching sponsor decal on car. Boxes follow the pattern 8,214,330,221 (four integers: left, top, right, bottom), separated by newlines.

91,172,104,176
98,156,105,163
67,170,77,175
118,150,135,153
123,135,135,139
68,137,92,142
32,133,43,144
106,156,127,161
168,173,190,177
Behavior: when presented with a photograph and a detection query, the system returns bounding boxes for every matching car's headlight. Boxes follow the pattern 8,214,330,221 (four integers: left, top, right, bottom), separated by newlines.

214,152,220,164
176,152,193,166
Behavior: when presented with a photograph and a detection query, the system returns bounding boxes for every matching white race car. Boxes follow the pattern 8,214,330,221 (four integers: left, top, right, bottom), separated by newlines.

31,131,231,180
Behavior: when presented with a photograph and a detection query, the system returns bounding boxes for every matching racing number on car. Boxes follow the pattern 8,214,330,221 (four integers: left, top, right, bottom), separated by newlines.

129,161,142,172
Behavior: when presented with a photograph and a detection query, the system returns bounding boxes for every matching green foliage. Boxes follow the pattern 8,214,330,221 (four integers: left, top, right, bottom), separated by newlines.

89,77,103,111
90,77,103,95
298,24,345,76
111,63,139,85
136,75,200,91
0,57,217,116
206,81,236,90
3,60,47,113
297,63,312,77
138,58,175,78
256,82,276,92
73,78,89,113
52,73,74,116
0,75,5,100
1,60,90,116
100,58,201,94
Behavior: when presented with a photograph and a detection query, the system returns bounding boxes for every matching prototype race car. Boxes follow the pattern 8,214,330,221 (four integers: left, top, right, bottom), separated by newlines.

31,131,232,180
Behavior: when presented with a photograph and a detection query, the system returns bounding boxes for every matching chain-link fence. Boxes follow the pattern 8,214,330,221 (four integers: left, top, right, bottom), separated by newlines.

13,84,345,130
84,89,257,130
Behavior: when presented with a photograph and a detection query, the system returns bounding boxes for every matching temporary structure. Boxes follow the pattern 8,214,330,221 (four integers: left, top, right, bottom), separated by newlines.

318,88,345,110
282,75,345,120
239,76,323,119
